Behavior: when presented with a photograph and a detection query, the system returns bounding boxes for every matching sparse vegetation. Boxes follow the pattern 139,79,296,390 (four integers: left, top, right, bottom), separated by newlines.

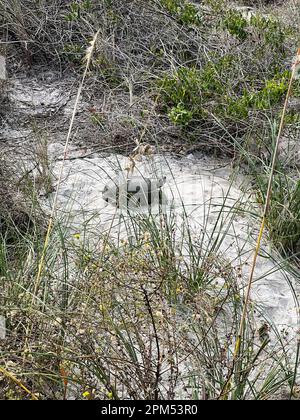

256,169,300,259
0,188,297,400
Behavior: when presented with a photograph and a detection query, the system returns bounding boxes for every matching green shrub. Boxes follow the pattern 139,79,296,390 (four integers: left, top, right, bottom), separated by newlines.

168,103,193,125
225,71,290,119
65,1,93,22
159,66,204,123
62,43,84,64
222,10,286,52
255,73,289,109
250,15,285,50
223,10,248,41
225,93,252,119
284,111,300,125
159,60,290,127
159,56,235,124
160,0,201,26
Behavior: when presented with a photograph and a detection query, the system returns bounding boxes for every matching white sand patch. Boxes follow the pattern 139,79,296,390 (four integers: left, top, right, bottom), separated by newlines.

7,78,68,116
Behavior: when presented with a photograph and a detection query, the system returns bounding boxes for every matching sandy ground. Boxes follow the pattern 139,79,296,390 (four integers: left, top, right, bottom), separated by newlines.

46,144,299,343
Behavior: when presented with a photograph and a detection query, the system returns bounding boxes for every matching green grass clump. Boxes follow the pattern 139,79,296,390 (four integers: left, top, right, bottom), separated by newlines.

256,172,300,258
283,111,300,125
